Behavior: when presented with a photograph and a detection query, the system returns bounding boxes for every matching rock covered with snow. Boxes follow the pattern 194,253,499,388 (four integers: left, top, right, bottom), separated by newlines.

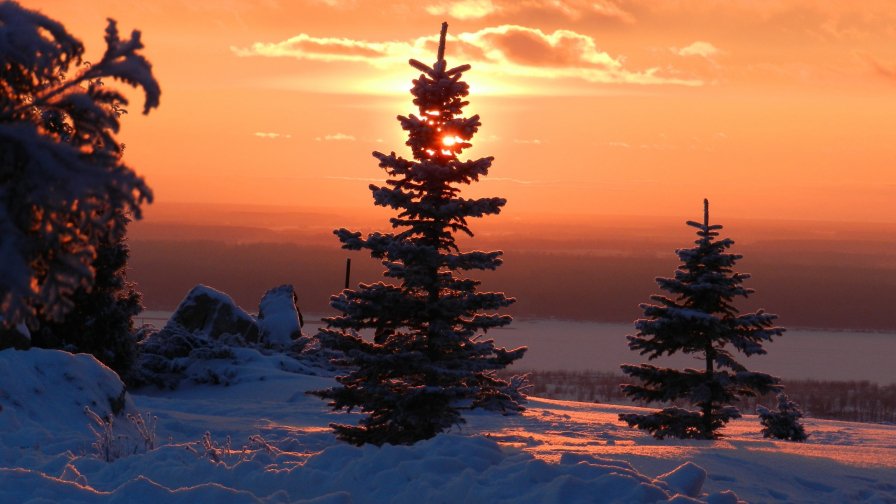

257,284,303,348
130,285,258,389
167,284,259,344
130,284,324,389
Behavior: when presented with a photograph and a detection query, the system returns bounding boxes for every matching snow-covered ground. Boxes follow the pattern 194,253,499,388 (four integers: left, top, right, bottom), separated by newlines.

1,347,894,503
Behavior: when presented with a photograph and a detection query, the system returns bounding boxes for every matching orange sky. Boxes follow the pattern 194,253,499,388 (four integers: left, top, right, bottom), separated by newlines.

25,0,896,224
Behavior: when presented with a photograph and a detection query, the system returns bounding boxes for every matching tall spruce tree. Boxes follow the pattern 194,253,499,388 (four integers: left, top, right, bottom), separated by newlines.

619,199,784,439
312,23,526,446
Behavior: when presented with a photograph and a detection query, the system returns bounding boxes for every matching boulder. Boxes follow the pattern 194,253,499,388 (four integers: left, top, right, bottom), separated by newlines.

166,284,259,344
257,284,303,348
129,285,257,389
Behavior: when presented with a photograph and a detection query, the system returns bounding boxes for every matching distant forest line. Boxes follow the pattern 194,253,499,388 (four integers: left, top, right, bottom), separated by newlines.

129,232,896,331
507,370,896,424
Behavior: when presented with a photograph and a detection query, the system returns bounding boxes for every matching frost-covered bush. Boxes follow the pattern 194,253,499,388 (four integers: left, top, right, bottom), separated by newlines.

0,1,159,330
757,393,808,442
130,324,238,389
312,23,525,446
620,200,785,439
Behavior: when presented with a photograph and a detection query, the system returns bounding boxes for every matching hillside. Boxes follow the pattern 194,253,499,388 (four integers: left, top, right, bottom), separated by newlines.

1,348,893,503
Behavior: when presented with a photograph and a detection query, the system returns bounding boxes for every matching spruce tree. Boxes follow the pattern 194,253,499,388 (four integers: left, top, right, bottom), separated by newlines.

619,199,784,439
312,23,525,446
31,211,142,379
757,393,808,441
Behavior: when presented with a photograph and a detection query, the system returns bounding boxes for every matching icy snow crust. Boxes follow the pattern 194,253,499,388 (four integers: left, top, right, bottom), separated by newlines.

1,348,895,503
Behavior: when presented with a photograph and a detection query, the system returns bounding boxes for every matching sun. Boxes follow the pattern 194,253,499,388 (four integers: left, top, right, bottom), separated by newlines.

441,135,463,147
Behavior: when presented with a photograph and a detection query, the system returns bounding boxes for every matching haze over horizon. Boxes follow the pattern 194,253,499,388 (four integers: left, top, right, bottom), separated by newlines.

128,202,896,333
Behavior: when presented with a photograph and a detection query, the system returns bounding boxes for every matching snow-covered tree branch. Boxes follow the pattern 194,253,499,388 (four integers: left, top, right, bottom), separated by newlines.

0,1,159,330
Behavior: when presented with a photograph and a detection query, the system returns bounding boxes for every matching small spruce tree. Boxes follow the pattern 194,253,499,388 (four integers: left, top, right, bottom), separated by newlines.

312,23,526,446
619,199,785,439
757,393,808,441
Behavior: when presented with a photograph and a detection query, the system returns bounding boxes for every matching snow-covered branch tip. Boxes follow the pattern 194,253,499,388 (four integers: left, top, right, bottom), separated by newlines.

93,18,160,114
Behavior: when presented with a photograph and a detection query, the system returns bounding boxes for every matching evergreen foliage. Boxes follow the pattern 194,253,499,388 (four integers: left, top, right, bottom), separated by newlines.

0,1,158,330
757,393,808,441
31,212,142,379
312,23,525,446
619,199,784,439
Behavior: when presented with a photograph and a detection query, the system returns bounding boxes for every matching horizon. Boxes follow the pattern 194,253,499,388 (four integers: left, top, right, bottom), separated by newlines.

127,201,896,332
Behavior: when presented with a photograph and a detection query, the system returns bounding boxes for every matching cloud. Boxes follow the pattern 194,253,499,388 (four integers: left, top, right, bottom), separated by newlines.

469,26,619,68
234,34,399,66
254,132,292,139
425,0,497,20
513,138,542,145
315,133,356,141
233,24,701,88
674,41,722,59
425,0,634,23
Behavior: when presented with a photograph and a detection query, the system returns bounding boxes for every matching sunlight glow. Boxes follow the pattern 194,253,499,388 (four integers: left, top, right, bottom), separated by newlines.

441,135,463,147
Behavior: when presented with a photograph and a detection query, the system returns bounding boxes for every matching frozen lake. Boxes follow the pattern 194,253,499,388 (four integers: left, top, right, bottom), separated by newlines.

141,311,896,385
486,319,896,385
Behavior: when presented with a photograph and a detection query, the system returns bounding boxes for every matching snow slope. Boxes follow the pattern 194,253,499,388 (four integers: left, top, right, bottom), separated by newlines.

1,348,894,503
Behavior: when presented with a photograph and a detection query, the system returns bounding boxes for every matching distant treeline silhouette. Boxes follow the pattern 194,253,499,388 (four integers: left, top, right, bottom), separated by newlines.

506,370,896,424
128,238,896,331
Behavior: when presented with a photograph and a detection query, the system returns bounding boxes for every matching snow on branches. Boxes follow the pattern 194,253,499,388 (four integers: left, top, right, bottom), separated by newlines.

620,199,785,439
312,23,525,446
758,393,809,442
0,1,159,328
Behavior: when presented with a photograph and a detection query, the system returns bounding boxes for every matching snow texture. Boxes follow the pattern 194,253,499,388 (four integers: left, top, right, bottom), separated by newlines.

0,348,135,453
2,347,895,503
657,461,706,498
